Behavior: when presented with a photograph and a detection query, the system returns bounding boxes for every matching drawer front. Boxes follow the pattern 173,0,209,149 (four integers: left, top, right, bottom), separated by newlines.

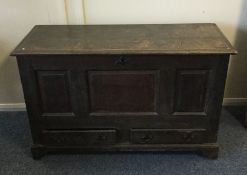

131,129,207,144
42,129,117,146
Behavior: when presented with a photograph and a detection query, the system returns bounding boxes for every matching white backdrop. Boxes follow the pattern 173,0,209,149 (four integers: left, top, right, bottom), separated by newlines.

0,0,246,108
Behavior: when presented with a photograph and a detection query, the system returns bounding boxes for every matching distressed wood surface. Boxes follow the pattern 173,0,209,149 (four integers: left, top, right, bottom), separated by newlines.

14,24,235,159
12,24,236,56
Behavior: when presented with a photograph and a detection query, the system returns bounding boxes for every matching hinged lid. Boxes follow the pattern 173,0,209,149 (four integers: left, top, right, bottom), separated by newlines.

11,23,237,56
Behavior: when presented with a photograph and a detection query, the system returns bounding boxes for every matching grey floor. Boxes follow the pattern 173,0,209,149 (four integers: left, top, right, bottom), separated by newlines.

0,106,247,175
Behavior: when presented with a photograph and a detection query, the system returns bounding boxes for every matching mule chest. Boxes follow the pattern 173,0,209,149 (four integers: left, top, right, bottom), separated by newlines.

12,24,237,159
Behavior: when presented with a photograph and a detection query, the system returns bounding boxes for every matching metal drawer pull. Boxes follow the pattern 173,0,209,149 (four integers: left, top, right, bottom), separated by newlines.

183,133,195,142
140,134,153,143
97,134,108,141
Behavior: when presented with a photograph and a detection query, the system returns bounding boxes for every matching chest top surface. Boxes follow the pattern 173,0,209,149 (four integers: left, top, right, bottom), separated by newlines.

11,23,237,56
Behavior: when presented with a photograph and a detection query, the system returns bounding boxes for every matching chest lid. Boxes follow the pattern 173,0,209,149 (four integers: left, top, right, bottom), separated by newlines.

11,23,237,56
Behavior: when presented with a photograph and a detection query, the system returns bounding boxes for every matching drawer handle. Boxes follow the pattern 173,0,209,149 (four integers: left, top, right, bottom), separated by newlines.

140,134,153,143
115,56,128,65
183,133,195,142
97,134,108,141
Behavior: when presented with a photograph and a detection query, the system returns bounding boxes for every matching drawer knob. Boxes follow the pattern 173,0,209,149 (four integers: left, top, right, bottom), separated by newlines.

140,134,153,143
115,56,128,65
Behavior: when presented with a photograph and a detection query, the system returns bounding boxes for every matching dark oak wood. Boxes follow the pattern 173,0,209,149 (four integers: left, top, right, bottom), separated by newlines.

175,70,209,113
89,71,157,113
43,129,117,146
12,24,236,159
130,129,206,144
245,106,247,128
31,144,219,160
11,24,236,56
37,71,72,114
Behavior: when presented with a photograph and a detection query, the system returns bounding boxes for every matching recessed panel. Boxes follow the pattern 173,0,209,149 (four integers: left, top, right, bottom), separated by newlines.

88,71,158,114
37,71,72,114
174,70,209,113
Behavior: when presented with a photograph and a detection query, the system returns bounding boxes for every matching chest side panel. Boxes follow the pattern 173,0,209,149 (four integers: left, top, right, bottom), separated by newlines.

36,71,74,116
174,70,209,114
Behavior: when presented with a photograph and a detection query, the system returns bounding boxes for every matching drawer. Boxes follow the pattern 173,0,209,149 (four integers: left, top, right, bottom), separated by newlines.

42,129,117,146
130,129,207,144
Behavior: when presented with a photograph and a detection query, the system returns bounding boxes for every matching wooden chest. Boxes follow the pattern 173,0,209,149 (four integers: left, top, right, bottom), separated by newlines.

11,24,236,159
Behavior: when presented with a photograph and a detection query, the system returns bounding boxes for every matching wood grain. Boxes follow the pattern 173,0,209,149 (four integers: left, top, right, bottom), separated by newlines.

11,24,237,56
14,24,236,159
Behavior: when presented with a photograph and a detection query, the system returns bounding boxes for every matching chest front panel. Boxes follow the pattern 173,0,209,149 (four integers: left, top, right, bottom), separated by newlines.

18,54,228,146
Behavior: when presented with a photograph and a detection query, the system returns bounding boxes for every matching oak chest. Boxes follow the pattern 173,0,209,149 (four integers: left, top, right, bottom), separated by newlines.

12,24,237,159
